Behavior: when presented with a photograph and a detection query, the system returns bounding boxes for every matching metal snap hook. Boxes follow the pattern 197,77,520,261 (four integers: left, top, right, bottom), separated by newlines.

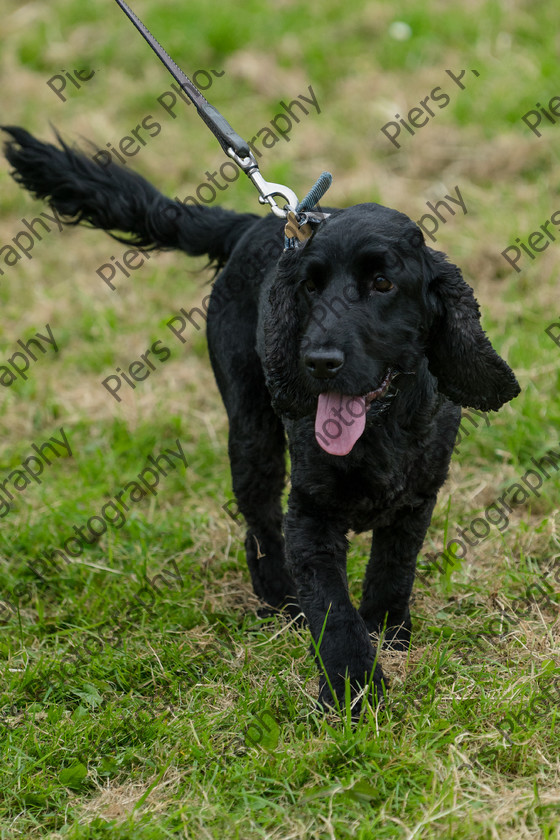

227,148,299,218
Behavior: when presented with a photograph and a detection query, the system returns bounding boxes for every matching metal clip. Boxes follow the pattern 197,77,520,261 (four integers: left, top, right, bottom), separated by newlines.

227,148,298,219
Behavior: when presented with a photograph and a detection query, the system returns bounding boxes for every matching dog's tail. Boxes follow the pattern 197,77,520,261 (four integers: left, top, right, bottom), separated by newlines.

2,126,259,268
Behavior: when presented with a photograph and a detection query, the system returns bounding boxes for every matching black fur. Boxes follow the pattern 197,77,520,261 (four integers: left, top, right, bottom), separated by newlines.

3,127,520,712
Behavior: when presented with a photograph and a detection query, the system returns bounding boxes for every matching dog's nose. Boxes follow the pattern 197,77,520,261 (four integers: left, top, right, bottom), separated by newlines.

304,349,345,379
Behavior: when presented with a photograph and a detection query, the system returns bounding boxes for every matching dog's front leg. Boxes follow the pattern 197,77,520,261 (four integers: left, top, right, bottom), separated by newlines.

284,506,386,711
359,496,438,649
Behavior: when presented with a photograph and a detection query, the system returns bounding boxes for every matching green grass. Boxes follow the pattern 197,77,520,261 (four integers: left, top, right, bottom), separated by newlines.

1,0,560,837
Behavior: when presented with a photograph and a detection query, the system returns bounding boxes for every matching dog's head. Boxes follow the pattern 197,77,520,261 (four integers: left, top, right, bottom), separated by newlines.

263,202,520,455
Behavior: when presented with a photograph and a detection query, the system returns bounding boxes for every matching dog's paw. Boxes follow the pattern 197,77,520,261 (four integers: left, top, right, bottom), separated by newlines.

378,623,411,651
317,661,387,717
257,596,304,626
360,612,412,651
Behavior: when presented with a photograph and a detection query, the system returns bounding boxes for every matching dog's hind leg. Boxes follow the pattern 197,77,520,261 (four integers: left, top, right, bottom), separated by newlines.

227,403,299,616
359,497,438,650
207,278,298,618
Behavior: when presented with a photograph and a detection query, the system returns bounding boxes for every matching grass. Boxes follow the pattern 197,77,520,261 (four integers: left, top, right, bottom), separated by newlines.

1,0,560,837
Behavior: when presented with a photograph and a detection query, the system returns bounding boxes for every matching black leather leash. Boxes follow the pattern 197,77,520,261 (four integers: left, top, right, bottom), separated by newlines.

113,0,332,243
113,0,250,159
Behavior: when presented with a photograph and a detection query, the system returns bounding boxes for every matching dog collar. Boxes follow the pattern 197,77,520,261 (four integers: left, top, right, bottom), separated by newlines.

284,209,331,250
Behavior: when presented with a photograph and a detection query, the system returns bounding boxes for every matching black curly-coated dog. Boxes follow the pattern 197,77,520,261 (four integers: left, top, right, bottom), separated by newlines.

3,126,520,711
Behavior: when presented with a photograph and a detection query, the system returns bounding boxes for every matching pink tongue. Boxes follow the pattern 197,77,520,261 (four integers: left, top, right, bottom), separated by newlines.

315,393,367,455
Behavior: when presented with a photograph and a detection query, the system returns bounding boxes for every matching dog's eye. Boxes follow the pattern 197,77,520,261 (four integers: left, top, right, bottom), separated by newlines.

371,276,393,293
304,278,318,294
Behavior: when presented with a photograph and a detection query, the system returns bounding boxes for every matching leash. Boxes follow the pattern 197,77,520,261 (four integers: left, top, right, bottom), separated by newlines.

112,0,331,247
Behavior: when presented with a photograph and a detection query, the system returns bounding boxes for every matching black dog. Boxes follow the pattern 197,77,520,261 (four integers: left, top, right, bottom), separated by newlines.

3,127,520,710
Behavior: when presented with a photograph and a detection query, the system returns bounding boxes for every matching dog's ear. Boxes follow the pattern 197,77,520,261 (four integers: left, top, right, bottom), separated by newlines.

263,252,305,417
424,248,520,410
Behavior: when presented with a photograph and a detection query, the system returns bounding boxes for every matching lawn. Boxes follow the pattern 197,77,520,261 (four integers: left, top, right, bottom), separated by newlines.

1,0,559,837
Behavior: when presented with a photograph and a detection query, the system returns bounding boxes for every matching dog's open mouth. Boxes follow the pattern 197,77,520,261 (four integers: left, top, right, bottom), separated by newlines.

314,369,395,456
